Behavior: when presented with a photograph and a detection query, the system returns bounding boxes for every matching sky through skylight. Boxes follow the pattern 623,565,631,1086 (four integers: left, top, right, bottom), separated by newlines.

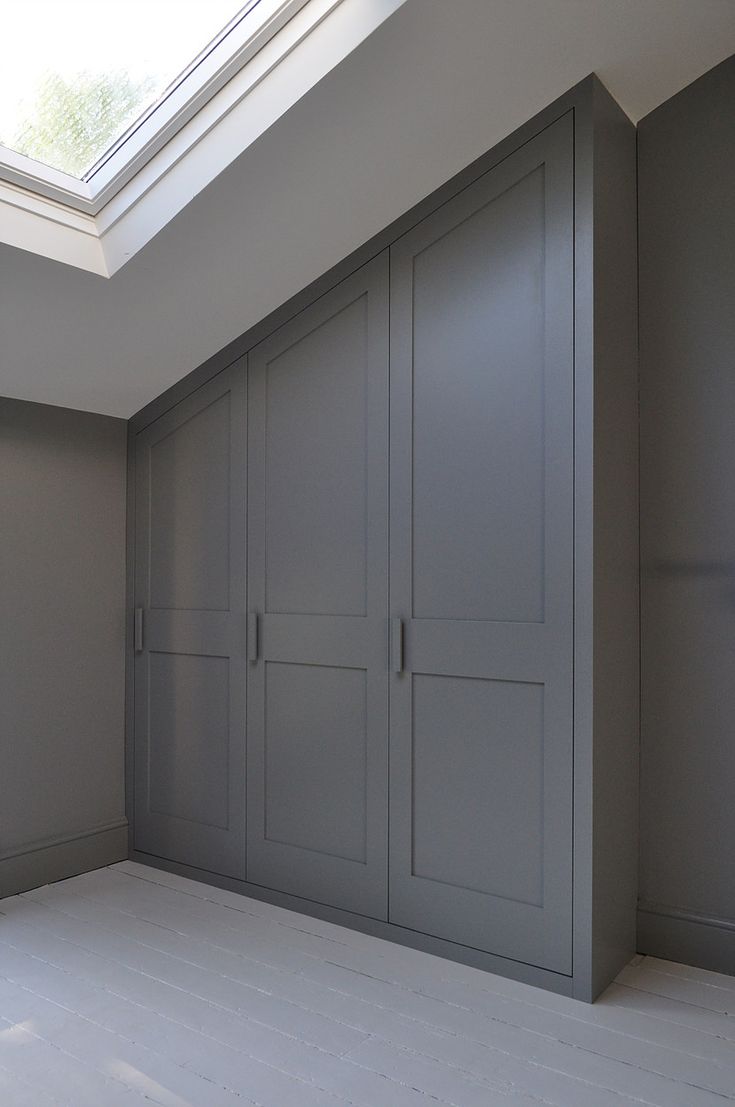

0,0,246,178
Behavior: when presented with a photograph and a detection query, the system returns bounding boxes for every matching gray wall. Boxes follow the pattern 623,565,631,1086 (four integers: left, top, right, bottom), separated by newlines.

638,55,735,972
1,2,733,420
0,397,128,896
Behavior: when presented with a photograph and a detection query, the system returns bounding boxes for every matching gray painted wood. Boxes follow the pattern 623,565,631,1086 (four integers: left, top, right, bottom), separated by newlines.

0,824,127,899
246,254,389,918
133,362,247,878
568,79,640,1001
126,77,639,1000
389,116,574,974
637,905,735,977
638,55,735,975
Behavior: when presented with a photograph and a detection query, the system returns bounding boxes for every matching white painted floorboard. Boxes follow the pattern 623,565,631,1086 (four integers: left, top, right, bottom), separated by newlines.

0,862,733,1106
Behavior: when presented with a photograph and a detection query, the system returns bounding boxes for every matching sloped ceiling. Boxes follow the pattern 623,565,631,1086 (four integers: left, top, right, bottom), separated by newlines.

2,0,734,417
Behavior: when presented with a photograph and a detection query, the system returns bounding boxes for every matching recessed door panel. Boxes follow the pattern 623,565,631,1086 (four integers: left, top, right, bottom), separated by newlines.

265,298,368,617
247,255,389,918
264,662,367,863
411,674,544,907
148,652,230,829
149,393,231,612
411,167,545,624
134,363,246,878
390,116,574,972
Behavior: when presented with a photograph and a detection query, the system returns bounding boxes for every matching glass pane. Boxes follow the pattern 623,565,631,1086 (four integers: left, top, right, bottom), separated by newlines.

0,0,246,179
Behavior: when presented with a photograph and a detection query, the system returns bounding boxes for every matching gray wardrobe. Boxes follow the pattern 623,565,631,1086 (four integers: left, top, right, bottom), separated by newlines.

129,77,639,1002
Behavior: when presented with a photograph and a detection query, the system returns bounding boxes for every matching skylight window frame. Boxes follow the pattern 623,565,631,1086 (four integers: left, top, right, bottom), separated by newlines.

0,144,92,210
0,0,403,277
0,0,313,212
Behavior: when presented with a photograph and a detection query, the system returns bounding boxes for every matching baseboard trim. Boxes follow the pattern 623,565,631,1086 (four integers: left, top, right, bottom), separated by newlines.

0,819,128,899
637,901,735,976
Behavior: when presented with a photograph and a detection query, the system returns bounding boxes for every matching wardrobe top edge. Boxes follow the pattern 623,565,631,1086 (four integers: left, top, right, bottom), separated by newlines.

128,72,622,436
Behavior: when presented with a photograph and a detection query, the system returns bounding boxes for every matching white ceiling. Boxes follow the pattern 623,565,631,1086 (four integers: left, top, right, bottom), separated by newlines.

2,0,734,418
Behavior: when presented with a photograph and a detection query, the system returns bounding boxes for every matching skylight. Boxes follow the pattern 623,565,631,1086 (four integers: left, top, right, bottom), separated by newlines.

0,0,407,278
0,0,248,179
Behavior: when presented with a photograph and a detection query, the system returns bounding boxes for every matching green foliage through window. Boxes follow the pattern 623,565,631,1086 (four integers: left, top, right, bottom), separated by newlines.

10,71,153,178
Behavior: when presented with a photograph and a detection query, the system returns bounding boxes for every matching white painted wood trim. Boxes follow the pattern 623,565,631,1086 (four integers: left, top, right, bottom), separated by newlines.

85,0,316,204
0,0,405,278
0,181,107,275
1,863,734,1106
0,144,93,208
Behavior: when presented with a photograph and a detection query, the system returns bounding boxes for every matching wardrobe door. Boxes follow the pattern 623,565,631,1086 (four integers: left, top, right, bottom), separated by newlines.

134,362,247,877
389,116,574,972
247,254,389,919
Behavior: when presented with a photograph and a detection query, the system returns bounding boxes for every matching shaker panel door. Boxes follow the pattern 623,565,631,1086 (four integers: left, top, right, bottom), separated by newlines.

247,254,389,919
389,116,574,973
134,363,247,877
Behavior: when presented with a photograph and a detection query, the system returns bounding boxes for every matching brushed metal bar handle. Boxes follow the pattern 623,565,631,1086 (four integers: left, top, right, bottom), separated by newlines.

391,617,404,674
248,612,259,662
134,608,144,653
